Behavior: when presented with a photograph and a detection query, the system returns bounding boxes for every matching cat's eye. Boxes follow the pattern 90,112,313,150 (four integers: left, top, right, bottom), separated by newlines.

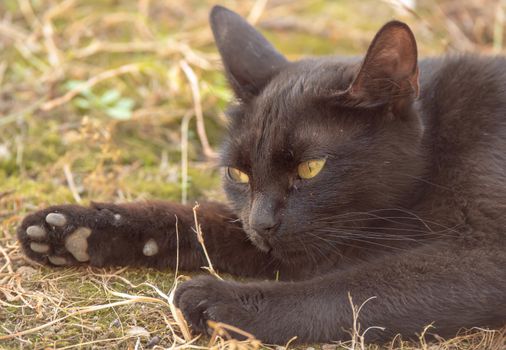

297,158,326,179
226,167,249,183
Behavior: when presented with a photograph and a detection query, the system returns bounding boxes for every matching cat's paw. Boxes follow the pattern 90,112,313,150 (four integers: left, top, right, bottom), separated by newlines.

174,276,261,339
17,205,108,266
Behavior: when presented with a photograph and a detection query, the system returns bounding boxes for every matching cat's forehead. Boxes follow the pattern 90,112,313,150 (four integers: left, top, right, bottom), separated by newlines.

245,58,358,139
259,58,358,106
223,59,360,169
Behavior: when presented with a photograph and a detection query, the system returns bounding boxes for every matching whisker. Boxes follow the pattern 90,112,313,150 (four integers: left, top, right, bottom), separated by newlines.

318,230,422,242
320,226,457,238
313,208,461,234
320,234,412,252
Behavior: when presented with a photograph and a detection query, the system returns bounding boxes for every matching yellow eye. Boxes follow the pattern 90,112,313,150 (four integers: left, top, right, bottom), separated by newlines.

297,158,326,179
226,167,249,183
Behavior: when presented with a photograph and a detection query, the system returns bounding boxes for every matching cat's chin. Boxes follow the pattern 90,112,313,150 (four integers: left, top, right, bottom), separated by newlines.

248,231,307,263
246,230,272,253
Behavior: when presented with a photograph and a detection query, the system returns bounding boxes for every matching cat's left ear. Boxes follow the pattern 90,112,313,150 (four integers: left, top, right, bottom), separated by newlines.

341,21,419,110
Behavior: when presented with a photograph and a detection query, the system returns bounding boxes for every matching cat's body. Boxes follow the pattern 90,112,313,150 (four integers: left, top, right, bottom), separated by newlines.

17,6,505,344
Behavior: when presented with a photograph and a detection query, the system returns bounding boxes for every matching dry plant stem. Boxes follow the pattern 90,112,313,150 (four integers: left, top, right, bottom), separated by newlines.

73,39,213,69
181,111,193,205
247,0,268,25
207,321,258,346
75,41,161,58
417,324,435,350
192,203,221,279
180,60,217,160
282,336,298,349
433,2,475,51
0,22,30,43
169,288,193,342
43,0,78,21
346,293,384,350
384,0,453,50
167,214,193,342
0,245,14,274
0,61,7,87
138,0,150,17
55,335,147,350
174,215,181,282
63,163,82,203
18,0,40,30
19,0,75,67
0,98,45,128
40,63,141,111
493,1,505,52
42,20,61,67
40,0,71,68
0,296,168,341
15,42,49,72
107,283,194,345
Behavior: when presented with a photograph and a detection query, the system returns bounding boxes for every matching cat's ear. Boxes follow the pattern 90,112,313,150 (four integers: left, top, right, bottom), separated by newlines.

210,6,288,100
341,21,419,109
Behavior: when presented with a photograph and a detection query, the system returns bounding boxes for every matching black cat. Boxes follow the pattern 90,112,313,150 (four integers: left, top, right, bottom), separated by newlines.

17,5,505,344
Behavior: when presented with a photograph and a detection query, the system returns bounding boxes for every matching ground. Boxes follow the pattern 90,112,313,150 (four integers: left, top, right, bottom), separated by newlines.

0,0,504,349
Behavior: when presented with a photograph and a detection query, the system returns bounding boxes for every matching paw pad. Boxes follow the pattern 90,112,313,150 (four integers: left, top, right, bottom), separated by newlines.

143,239,159,256
26,226,46,239
65,227,92,262
45,213,67,226
48,256,67,265
30,242,49,253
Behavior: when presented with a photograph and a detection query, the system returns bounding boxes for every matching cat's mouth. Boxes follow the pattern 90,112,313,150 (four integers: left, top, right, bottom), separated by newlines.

245,229,272,253
247,227,327,264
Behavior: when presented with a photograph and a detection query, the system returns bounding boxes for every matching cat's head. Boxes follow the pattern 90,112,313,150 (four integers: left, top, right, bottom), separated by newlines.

211,6,426,261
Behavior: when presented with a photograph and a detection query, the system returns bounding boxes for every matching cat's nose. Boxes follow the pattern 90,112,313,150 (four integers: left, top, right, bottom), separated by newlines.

250,213,279,235
249,194,280,236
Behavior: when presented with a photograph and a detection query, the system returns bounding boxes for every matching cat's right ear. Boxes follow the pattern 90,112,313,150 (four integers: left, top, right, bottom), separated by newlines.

210,6,288,100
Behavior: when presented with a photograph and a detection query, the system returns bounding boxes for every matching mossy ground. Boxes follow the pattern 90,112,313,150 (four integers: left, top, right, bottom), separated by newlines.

0,0,504,348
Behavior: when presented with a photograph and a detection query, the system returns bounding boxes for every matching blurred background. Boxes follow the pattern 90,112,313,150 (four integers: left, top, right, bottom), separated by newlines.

0,0,505,213
0,1,505,348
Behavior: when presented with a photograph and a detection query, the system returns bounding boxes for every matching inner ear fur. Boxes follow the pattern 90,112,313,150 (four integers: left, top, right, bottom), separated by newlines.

341,21,419,109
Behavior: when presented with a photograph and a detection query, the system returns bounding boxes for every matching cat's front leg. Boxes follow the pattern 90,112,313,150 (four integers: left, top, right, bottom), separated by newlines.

175,244,506,344
17,201,275,276
174,275,342,343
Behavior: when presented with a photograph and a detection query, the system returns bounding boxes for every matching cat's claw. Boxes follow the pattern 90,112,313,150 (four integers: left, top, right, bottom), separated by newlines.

174,276,259,339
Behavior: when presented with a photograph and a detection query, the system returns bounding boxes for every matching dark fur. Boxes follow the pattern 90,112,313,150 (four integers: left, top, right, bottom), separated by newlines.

17,6,505,344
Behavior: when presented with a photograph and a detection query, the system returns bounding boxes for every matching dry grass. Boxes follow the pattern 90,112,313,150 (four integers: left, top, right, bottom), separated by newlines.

0,0,505,348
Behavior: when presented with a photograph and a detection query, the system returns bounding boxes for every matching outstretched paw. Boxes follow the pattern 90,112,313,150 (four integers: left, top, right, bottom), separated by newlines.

174,276,264,339
17,205,111,266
